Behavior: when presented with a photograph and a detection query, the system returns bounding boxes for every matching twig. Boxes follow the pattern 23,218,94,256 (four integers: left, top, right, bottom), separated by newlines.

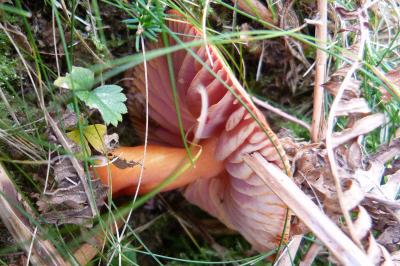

255,41,265,81
26,227,38,266
325,7,369,249
252,97,311,132
244,153,372,265
0,163,67,266
310,0,328,142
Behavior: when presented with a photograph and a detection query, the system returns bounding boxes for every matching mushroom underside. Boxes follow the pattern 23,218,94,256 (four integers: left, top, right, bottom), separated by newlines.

100,10,292,252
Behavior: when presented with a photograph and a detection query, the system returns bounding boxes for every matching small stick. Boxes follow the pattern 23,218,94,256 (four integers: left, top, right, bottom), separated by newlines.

244,153,372,266
310,0,328,142
252,97,311,132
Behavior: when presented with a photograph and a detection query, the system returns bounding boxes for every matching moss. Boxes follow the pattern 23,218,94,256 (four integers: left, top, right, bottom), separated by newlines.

0,32,18,86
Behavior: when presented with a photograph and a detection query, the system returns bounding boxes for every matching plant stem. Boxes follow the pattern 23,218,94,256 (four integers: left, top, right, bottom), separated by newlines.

311,0,328,143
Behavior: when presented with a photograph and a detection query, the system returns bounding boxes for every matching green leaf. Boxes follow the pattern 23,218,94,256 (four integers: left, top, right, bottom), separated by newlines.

76,85,127,126
54,67,127,126
54,66,94,91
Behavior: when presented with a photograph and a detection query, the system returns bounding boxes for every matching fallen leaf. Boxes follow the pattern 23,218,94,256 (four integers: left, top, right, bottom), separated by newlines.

37,157,108,226
104,133,119,150
67,124,108,156
377,225,400,253
323,75,361,100
347,140,364,170
331,113,386,147
370,138,400,164
336,98,371,116
353,161,385,193
83,124,107,153
370,169,400,201
66,129,91,156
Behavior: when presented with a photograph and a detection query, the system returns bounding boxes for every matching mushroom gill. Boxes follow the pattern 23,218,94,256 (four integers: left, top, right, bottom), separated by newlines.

95,10,291,253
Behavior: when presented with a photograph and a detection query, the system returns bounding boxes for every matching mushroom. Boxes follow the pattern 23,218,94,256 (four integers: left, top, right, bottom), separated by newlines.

95,10,291,253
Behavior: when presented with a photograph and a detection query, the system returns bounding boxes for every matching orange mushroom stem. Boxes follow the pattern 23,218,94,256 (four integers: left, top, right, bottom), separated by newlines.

94,137,223,196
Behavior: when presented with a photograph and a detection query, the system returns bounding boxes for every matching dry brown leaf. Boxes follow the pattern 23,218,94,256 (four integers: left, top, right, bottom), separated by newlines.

370,170,400,201
104,132,119,150
336,98,371,116
353,161,385,192
347,140,364,170
371,138,400,164
324,179,365,213
244,153,371,265
37,158,107,226
377,225,400,253
331,113,386,147
323,78,361,100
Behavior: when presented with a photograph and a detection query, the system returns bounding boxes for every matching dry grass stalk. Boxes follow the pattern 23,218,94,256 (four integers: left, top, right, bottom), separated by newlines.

234,0,275,25
311,0,328,142
0,163,67,266
244,152,372,265
252,97,311,132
